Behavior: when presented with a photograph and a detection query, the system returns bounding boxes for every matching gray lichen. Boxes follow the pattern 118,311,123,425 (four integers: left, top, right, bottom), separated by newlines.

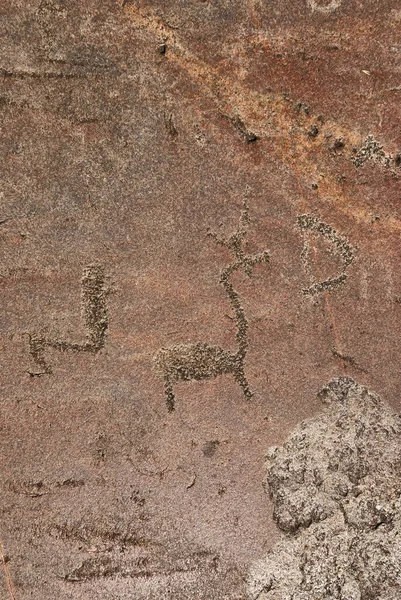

353,134,393,168
248,377,401,600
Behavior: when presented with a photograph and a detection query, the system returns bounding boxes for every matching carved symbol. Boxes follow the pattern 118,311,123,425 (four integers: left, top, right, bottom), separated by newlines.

153,202,270,412
53,515,220,586
27,265,108,375
307,0,342,13
297,214,356,296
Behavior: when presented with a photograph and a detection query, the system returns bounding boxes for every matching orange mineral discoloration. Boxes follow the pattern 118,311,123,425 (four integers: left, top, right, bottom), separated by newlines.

0,538,17,600
124,3,401,234
1,2,400,599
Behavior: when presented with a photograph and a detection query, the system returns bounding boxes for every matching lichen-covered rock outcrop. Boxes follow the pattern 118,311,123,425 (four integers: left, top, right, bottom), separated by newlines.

248,377,401,600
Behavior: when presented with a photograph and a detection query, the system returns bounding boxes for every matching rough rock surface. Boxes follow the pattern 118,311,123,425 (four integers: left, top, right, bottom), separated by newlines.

248,378,401,599
1,1,401,599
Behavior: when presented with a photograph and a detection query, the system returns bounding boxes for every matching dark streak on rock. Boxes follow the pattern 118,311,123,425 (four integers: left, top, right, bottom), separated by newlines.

223,114,259,143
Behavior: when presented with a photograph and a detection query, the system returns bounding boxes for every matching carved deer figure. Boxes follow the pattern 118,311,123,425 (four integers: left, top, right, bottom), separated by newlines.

153,202,270,411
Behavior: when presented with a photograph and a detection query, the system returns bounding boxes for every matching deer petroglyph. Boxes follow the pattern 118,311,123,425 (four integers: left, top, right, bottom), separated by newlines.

153,202,270,412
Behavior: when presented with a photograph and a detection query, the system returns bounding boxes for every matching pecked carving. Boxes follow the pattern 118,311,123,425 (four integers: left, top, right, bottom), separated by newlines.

297,215,356,296
153,202,270,411
27,265,108,375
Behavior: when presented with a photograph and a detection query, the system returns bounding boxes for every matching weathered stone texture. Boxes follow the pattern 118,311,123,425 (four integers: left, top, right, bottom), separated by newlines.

249,378,401,599
1,1,400,598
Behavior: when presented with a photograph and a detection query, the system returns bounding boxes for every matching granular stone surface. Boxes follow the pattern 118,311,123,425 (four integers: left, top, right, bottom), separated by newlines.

248,378,401,599
1,1,401,599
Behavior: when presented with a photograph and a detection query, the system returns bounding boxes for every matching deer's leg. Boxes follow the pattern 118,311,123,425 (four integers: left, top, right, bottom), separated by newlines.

164,377,176,412
234,366,253,400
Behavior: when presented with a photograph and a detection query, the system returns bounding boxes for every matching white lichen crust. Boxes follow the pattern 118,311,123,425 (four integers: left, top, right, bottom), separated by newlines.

248,377,401,600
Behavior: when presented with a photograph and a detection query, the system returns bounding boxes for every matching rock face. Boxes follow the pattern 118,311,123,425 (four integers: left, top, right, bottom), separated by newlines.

1,1,401,599
248,378,401,599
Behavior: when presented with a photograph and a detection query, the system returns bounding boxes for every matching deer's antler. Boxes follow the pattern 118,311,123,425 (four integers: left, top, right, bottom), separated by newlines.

209,200,270,277
208,199,249,251
241,251,270,277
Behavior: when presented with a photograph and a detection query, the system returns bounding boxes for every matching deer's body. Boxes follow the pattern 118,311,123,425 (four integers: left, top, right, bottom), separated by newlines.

155,342,239,382
154,202,269,411
154,341,252,412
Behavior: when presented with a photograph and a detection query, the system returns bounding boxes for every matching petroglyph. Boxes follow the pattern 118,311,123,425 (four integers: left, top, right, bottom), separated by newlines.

154,202,270,411
27,265,108,375
307,0,342,13
7,478,84,498
248,377,401,600
53,515,220,586
63,549,219,583
53,518,150,553
297,215,356,296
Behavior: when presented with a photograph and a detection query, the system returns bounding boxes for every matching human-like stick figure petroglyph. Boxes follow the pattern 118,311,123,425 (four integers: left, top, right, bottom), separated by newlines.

27,265,108,375
154,202,270,412
297,215,356,296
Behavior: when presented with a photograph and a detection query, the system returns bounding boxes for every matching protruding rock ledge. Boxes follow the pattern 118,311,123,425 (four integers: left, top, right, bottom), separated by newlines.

249,378,401,600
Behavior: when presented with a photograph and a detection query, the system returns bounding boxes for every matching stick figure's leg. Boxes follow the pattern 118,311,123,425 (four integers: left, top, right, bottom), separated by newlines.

164,377,176,412
234,367,253,399
28,335,52,375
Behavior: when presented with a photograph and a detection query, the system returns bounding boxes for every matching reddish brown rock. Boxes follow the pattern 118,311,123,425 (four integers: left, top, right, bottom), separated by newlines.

0,1,400,598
